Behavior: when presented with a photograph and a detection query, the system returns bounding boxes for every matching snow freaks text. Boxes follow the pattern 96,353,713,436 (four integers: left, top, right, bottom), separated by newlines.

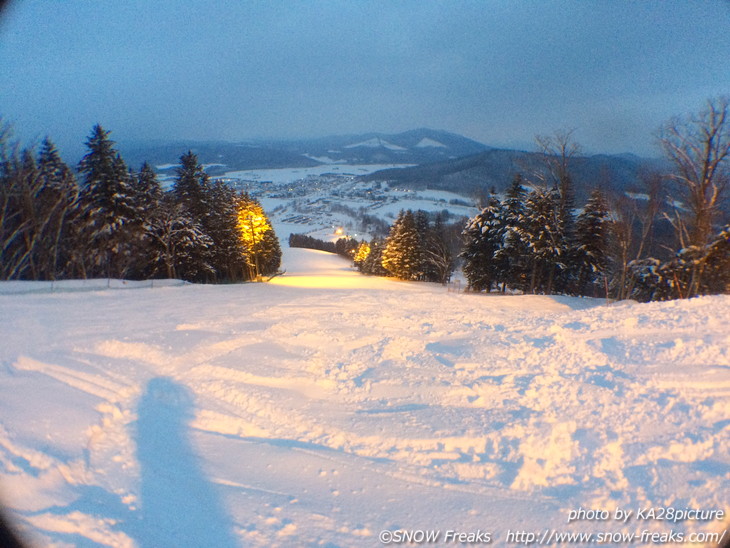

378,506,726,544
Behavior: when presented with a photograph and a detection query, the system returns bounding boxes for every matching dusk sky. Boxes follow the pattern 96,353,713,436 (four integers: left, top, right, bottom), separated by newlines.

1,1,729,159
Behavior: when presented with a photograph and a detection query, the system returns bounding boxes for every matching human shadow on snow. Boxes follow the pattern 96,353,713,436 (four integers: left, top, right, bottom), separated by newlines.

135,377,238,548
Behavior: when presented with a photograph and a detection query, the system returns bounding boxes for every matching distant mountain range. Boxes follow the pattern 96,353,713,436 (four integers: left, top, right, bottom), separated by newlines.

120,129,489,175
120,129,665,202
364,148,667,202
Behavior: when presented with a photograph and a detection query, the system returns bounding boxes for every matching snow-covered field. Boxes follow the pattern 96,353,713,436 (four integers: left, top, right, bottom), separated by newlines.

221,164,415,185
1,247,729,546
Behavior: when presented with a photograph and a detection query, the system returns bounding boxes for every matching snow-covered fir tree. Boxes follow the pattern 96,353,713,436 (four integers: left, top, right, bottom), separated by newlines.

76,125,143,278
461,195,504,292
174,151,211,220
495,174,529,292
353,241,371,269
517,186,565,294
147,194,214,281
574,188,610,296
236,192,281,280
334,237,359,259
173,151,252,282
356,211,455,283
382,210,423,280
413,210,430,280
133,162,163,214
358,237,389,276
552,174,578,294
206,181,247,281
257,228,283,277
124,162,165,279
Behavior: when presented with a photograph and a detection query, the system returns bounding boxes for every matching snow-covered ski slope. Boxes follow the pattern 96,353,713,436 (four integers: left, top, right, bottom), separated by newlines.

1,248,729,546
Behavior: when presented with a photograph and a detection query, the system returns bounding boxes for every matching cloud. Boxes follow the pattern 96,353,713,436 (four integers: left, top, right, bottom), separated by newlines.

1,0,729,157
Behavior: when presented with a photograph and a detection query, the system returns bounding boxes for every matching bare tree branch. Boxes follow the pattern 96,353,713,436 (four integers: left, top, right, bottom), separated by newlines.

658,96,730,247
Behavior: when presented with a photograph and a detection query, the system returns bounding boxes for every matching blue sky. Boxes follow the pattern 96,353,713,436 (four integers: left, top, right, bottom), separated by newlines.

1,1,729,159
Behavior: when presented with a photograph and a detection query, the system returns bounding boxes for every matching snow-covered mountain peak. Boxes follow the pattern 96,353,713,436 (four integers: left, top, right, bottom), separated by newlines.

415,137,448,148
343,137,407,151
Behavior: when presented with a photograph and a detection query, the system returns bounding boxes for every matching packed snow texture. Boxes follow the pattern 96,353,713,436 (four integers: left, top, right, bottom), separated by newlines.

1,248,729,546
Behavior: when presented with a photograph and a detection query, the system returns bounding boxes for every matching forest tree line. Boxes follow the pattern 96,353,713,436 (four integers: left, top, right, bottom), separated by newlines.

3,98,728,301
0,124,281,283
288,233,358,258
346,98,730,302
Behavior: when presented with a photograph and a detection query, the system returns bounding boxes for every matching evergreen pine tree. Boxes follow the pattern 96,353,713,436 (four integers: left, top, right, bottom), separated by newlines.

236,192,281,280
38,138,75,192
575,189,609,296
382,210,423,280
36,138,78,279
496,174,529,292
147,193,214,281
518,187,564,294
207,181,247,281
553,173,578,294
172,151,221,280
334,237,359,259
134,162,163,214
460,195,504,292
77,125,140,278
126,162,165,279
257,228,283,277
174,151,211,220
413,210,431,280
361,237,389,276
353,240,371,271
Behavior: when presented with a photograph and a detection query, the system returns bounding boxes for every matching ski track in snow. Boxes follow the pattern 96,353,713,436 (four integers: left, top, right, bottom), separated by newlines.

0,248,729,546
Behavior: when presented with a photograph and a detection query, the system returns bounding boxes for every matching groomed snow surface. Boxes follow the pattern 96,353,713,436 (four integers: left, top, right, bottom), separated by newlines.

1,248,729,547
